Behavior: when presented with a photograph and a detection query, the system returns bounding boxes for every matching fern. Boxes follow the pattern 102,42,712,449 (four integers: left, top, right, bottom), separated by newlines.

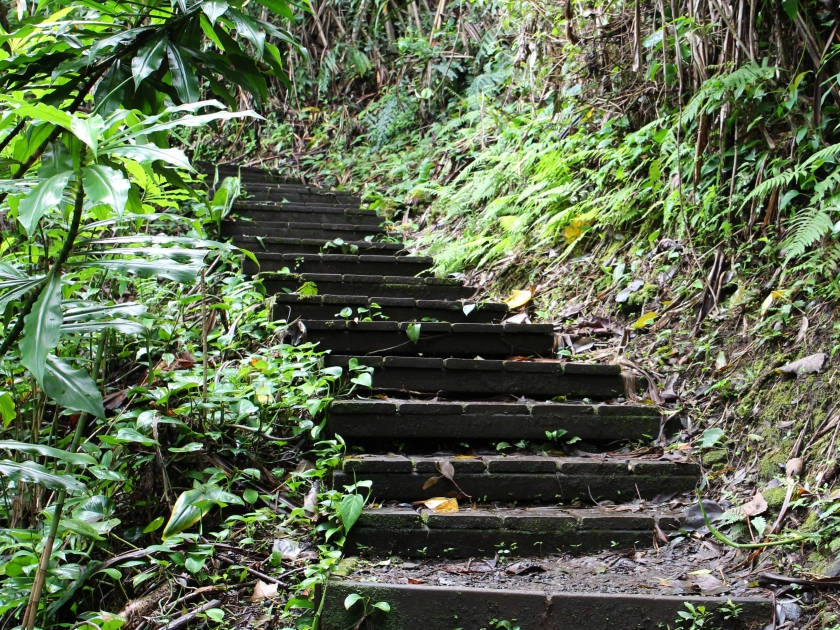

783,206,835,259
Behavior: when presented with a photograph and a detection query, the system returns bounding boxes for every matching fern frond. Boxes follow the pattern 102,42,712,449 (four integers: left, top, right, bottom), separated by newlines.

783,206,834,259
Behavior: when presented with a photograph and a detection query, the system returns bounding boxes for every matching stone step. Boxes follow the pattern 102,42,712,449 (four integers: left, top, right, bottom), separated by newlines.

322,581,771,630
273,295,507,323
336,455,699,503
231,204,379,225
234,178,360,199
244,253,433,276
326,356,627,399
222,220,383,241
305,321,554,357
344,506,681,558
330,399,663,441
261,273,478,301
231,236,407,256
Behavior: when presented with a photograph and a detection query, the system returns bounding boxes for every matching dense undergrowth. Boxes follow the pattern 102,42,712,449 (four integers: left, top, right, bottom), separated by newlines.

6,0,840,627
0,2,375,630
189,0,840,625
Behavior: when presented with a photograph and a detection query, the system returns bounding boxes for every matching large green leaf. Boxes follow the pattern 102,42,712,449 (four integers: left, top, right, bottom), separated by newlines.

73,495,115,523
162,485,243,539
108,144,191,169
42,355,105,419
20,274,63,382
0,460,85,492
339,493,364,532
254,0,294,20
63,302,147,322
166,43,200,104
83,165,130,215
70,115,105,158
227,9,265,56
17,172,72,235
60,319,145,335
0,277,46,313
201,0,229,23
4,100,72,130
0,441,96,467
72,258,204,283
0,393,15,428
131,35,168,88
137,109,262,136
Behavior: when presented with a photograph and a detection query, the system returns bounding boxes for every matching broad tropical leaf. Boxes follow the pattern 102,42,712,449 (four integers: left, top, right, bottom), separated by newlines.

70,115,105,158
42,355,105,419
131,36,168,88
0,460,85,492
167,43,200,104
17,172,72,235
0,441,96,467
83,165,130,215
20,274,63,382
162,485,243,539
108,144,191,169
201,0,230,23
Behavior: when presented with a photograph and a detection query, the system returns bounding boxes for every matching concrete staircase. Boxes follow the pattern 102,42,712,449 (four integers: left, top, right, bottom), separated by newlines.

215,166,772,630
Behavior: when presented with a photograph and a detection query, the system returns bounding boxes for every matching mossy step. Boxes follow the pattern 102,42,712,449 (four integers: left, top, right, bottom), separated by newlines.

244,252,432,276
221,220,383,241
231,204,379,225
231,235,407,256
344,506,680,558
326,356,627,399
273,295,506,323
262,273,478,301
331,399,662,441
304,320,554,357
321,582,771,630
335,455,698,503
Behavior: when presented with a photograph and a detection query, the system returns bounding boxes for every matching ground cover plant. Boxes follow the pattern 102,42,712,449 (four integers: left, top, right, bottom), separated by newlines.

0,2,372,630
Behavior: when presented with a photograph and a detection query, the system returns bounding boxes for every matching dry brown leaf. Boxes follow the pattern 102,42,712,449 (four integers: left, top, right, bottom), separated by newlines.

250,580,279,602
795,317,809,345
438,460,455,481
779,353,825,377
740,492,768,517
414,497,459,513
303,480,319,520
786,458,803,480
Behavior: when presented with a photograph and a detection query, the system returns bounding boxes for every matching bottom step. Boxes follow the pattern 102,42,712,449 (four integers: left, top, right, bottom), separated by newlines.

322,581,771,629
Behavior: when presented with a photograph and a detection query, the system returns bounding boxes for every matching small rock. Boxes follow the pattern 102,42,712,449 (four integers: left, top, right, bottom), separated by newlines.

776,601,802,623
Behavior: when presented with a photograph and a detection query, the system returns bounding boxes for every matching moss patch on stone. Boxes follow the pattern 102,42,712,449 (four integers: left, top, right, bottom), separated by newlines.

702,449,728,470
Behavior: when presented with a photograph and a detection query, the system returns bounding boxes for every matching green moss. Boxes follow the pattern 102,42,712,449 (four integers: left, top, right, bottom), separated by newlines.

801,511,823,534
762,486,787,509
627,283,658,308
702,449,728,470
331,556,359,577
759,451,787,479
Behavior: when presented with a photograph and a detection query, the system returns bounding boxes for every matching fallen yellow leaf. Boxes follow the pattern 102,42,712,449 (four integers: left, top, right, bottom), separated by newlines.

415,497,459,513
504,289,533,309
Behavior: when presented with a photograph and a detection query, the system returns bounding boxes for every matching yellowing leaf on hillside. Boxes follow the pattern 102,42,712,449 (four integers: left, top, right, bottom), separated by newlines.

564,218,590,242
761,289,788,315
504,289,533,309
631,312,658,329
414,497,459,513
